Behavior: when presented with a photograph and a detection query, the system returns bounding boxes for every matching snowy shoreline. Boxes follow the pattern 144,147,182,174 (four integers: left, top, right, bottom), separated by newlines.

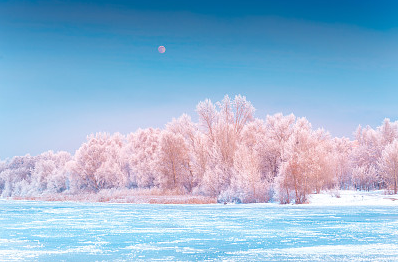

6,193,218,204
307,190,398,206
4,190,398,206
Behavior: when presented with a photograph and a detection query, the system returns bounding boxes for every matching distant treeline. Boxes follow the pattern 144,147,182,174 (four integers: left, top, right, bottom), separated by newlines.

1,95,398,204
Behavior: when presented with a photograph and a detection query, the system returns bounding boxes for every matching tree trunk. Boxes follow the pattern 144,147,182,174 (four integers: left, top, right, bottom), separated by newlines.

293,174,300,204
172,161,176,188
394,167,397,194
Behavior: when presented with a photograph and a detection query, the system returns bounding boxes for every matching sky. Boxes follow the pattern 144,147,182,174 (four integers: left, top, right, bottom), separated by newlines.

0,0,397,159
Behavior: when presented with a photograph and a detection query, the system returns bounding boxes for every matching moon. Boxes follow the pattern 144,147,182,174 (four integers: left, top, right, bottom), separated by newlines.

158,46,166,53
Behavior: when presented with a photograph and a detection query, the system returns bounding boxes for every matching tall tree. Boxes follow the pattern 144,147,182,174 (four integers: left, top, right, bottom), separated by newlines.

379,139,398,194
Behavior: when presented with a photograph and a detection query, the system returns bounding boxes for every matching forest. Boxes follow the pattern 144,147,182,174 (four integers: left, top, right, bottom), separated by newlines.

1,95,398,204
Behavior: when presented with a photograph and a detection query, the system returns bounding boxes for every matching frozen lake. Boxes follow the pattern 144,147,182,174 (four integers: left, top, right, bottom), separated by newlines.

1,200,398,261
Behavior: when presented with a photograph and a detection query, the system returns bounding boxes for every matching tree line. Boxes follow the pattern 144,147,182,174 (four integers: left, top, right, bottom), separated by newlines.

1,95,398,203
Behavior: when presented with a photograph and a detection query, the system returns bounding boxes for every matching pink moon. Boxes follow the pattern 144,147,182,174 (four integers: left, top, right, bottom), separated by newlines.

158,46,166,53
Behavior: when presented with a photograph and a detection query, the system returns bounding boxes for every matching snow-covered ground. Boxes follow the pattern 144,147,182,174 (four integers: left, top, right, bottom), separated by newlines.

1,191,398,261
308,189,398,206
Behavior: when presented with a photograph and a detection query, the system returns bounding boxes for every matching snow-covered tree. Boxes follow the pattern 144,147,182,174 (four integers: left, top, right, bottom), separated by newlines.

196,98,217,141
69,133,125,192
158,130,192,191
229,144,270,203
1,95,396,203
378,118,398,147
379,139,398,194
263,113,296,179
275,118,335,203
201,145,232,197
30,151,71,194
0,154,36,197
333,137,353,189
123,128,162,188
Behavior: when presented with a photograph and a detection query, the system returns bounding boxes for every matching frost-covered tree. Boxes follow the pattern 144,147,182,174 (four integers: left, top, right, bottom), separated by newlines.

195,95,256,197
196,98,217,141
378,119,398,147
263,113,296,179
1,95,396,203
241,118,279,184
379,139,398,194
0,154,37,197
123,128,162,188
69,133,125,192
158,130,192,191
229,144,270,203
165,114,200,190
29,151,72,195
276,118,314,204
166,114,197,145
200,145,234,197
189,132,210,192
333,137,353,189
275,118,335,203
351,165,378,191
349,119,398,191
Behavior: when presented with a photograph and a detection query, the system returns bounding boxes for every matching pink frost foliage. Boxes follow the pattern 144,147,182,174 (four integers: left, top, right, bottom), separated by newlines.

1,95,398,203
379,139,398,194
123,128,162,188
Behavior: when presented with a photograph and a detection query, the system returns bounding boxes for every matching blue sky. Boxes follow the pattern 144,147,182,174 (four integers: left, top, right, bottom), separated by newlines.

0,0,397,159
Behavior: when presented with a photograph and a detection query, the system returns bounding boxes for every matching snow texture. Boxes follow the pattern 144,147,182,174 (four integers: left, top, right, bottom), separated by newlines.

1,193,398,261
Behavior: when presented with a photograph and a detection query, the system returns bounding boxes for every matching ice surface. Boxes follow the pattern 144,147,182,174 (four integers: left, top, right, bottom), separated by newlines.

1,198,398,261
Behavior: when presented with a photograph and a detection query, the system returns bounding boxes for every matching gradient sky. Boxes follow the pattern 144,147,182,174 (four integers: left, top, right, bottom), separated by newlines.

0,0,397,159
